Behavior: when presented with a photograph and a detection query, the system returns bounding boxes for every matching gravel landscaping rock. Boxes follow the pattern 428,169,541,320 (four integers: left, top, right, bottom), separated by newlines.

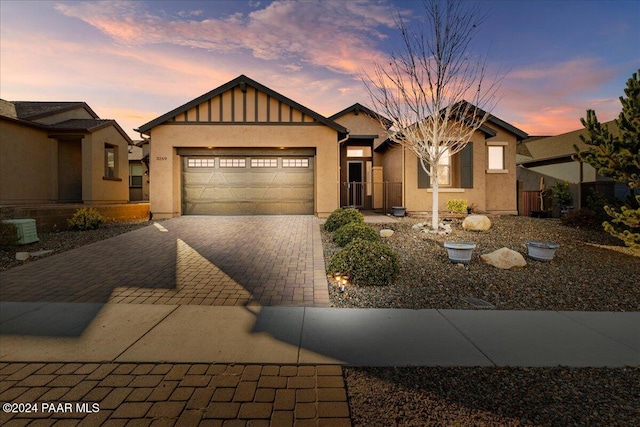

0,219,152,272
323,215,640,311
345,366,640,427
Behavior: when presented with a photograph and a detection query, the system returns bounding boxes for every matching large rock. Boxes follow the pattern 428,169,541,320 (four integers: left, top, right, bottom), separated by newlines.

462,215,492,231
379,229,394,238
481,247,527,270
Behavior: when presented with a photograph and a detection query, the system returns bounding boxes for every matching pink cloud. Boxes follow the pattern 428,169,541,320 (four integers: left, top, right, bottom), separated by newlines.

498,58,622,135
54,0,397,75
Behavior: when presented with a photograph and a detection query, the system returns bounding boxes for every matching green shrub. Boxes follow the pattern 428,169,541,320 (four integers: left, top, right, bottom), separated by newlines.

0,219,18,247
328,238,399,286
67,207,104,231
446,199,468,214
551,181,573,206
333,222,380,247
323,208,364,232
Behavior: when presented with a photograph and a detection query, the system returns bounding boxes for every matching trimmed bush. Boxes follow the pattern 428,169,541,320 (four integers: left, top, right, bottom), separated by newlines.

328,238,399,286
333,222,380,247
446,199,468,214
0,220,18,247
323,208,364,232
67,207,105,231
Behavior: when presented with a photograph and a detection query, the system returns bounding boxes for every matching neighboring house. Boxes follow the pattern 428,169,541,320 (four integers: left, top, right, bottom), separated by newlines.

128,140,150,202
517,121,627,209
0,99,131,205
136,75,527,218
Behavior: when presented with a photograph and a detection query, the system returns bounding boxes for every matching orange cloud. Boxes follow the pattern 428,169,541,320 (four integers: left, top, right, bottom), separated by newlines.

53,0,396,76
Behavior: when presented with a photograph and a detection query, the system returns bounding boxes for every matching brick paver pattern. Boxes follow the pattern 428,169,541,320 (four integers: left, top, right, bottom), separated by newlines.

0,363,351,426
0,216,329,307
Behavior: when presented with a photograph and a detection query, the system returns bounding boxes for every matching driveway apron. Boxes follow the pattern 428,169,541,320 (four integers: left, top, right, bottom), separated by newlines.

0,216,329,307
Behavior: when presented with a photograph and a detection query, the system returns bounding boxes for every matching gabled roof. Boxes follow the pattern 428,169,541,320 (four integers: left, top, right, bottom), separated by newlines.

452,100,528,141
374,100,528,152
518,121,618,166
329,103,393,128
1,102,132,144
12,101,99,120
137,74,347,135
47,118,115,130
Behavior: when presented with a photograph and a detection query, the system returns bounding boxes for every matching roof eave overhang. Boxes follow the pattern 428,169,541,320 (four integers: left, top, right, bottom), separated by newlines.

518,155,577,168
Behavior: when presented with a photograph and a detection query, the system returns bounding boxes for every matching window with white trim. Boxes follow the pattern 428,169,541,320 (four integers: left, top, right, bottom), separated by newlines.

219,158,246,168
188,158,215,168
251,158,278,168
282,158,309,168
488,146,505,170
436,150,451,186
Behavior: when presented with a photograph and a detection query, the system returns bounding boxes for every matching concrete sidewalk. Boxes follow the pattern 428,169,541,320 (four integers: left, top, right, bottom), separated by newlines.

1,303,638,367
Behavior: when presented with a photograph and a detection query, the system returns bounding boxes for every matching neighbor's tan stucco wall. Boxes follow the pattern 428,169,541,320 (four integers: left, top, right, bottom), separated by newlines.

403,123,519,214
0,119,54,204
148,124,340,218
82,126,129,204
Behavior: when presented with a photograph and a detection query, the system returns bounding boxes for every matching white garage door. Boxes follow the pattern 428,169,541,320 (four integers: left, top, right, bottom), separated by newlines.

182,154,314,215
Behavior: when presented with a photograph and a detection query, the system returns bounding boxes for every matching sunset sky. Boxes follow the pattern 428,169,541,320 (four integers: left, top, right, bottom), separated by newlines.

1,0,638,139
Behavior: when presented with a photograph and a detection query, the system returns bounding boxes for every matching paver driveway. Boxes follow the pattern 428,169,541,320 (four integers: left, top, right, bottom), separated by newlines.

0,216,329,307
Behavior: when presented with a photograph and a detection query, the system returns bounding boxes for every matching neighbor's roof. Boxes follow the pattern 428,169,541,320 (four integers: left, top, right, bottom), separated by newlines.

12,101,99,120
137,74,348,135
518,121,618,165
1,101,132,144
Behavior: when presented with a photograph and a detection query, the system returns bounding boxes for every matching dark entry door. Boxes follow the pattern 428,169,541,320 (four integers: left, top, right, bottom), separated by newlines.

347,161,363,207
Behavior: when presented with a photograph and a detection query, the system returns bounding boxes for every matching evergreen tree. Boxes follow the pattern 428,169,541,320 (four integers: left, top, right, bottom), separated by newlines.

577,69,640,251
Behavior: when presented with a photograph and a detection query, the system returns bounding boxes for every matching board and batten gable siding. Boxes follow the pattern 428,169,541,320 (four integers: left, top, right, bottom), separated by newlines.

170,86,318,125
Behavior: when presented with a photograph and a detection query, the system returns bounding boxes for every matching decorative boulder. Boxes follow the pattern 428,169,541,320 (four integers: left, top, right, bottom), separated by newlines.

462,215,492,231
380,229,394,238
481,247,527,270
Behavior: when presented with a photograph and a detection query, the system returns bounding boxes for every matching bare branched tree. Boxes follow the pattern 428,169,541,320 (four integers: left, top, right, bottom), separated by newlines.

363,0,503,230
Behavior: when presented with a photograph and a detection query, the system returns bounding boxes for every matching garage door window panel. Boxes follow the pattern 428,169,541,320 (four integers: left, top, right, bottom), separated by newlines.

283,158,309,168
251,158,278,168
220,158,246,168
188,158,216,168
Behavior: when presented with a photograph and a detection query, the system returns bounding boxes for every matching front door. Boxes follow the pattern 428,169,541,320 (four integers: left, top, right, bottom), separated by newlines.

347,161,363,207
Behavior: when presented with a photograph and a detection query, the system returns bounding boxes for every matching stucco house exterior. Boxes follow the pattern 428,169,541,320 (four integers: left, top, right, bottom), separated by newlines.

137,75,527,218
332,102,528,215
0,99,131,205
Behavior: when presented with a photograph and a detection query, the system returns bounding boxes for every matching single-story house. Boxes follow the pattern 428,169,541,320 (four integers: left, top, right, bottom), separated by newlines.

517,121,628,208
136,75,528,218
0,99,131,205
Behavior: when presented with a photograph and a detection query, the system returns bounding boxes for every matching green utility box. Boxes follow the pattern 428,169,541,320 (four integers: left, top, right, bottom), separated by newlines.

2,219,39,244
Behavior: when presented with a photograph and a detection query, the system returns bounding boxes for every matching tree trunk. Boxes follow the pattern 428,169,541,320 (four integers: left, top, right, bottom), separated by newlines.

431,169,439,230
